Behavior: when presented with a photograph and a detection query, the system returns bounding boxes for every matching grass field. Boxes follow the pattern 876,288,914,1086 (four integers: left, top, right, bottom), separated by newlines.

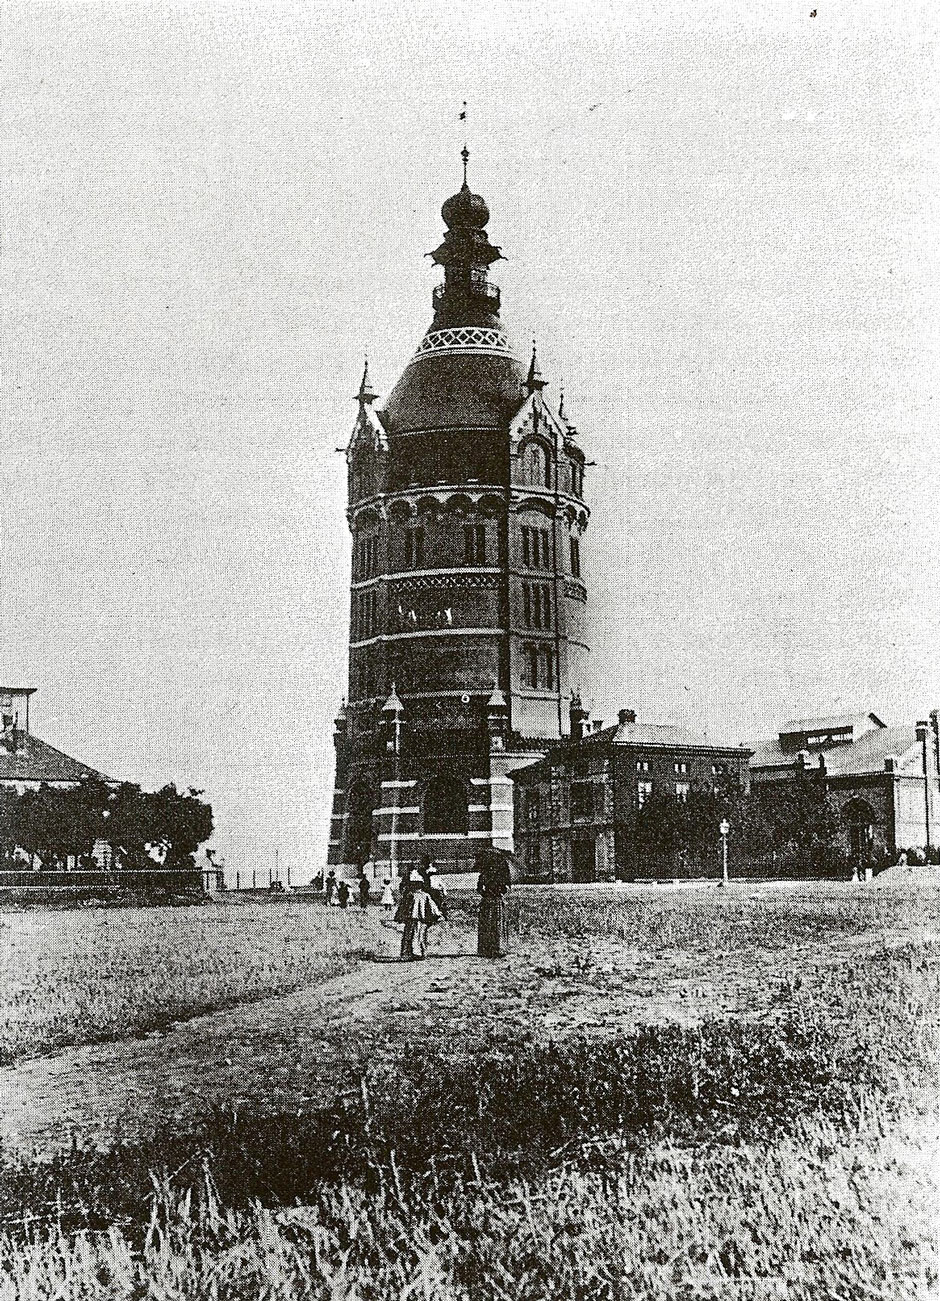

0,898,363,1064
0,879,937,1299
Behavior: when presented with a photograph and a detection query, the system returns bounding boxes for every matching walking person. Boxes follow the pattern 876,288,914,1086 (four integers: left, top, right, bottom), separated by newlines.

395,868,419,960
358,874,371,909
411,875,442,959
324,868,337,906
380,875,394,913
337,879,350,910
475,847,512,958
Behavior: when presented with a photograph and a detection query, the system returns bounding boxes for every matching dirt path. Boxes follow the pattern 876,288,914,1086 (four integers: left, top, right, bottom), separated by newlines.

0,907,933,1157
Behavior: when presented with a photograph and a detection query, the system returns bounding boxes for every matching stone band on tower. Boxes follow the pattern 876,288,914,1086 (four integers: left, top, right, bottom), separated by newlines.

328,154,591,876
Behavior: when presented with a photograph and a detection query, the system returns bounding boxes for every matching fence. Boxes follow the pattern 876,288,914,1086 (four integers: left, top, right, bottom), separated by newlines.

0,868,222,896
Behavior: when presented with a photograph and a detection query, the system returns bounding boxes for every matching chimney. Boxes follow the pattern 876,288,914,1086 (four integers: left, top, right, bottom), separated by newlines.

618,709,636,727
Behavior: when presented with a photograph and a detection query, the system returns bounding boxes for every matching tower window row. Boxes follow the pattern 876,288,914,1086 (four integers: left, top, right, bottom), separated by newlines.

356,522,578,577
522,582,552,629
522,643,556,691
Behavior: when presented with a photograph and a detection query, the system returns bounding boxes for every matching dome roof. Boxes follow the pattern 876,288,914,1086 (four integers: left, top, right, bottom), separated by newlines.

441,182,490,230
382,350,524,434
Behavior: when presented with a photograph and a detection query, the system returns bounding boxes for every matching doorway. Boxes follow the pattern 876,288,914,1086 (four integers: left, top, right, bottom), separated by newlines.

572,839,596,883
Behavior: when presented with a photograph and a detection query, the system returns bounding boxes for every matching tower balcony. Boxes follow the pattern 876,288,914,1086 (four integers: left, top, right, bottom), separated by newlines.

433,279,501,311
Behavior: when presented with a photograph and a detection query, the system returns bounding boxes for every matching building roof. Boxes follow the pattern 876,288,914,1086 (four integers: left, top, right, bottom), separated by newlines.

0,733,111,784
780,711,885,735
509,717,751,781
752,723,920,776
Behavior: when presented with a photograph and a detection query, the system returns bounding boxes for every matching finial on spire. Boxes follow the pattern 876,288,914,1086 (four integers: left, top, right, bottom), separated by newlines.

525,338,547,392
558,381,566,421
459,101,469,185
356,355,379,405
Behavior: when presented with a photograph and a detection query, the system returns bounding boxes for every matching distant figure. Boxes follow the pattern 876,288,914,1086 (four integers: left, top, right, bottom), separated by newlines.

897,851,909,868
358,875,370,908
336,880,350,910
311,870,324,893
381,876,394,912
324,869,337,906
476,847,512,958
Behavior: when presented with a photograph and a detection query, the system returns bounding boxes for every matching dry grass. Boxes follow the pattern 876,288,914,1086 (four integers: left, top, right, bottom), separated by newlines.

0,882,937,1299
0,898,364,1063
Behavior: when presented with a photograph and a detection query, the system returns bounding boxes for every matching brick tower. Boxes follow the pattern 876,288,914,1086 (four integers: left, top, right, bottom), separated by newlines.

328,151,591,877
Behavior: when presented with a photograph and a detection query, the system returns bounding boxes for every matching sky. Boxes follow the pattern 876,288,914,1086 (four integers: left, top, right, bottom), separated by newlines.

3,0,938,878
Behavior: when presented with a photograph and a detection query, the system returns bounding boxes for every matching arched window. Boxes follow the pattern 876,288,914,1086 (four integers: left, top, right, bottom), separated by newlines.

522,441,551,488
423,775,469,835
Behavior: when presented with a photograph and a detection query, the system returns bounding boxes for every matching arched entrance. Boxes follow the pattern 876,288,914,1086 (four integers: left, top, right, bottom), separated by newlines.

422,775,469,836
842,798,875,868
344,781,376,866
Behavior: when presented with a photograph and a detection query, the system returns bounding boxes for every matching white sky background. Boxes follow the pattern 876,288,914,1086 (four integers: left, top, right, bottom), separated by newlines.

3,0,938,876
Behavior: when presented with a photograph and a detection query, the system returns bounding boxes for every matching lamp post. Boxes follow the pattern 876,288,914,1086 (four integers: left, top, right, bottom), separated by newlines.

719,819,730,887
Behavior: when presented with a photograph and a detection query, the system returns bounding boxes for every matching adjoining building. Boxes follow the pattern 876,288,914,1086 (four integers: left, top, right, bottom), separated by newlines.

0,686,110,791
329,152,592,877
510,705,751,883
751,710,940,864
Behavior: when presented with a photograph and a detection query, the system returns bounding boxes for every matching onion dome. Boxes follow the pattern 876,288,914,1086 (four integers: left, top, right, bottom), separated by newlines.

442,182,490,230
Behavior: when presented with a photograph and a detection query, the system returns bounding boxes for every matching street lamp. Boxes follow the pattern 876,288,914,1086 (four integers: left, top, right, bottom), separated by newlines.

718,819,730,887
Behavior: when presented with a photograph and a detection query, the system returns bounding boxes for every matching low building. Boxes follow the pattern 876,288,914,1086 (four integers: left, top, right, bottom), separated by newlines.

0,686,110,791
751,710,940,864
510,706,751,882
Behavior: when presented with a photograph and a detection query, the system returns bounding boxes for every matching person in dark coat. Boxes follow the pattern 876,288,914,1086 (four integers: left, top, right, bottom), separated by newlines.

395,867,419,960
358,874,371,908
337,880,350,909
476,848,512,957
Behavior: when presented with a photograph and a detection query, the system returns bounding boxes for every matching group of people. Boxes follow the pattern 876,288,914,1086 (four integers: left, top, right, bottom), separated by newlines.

314,847,513,960
319,867,395,911
395,856,448,960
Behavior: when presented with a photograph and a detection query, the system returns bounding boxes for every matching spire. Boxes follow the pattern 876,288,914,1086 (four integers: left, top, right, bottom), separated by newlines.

429,149,504,330
525,339,547,393
356,356,379,406
558,381,566,421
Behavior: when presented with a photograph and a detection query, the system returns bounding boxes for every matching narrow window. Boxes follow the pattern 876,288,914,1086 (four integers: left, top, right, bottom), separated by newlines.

523,644,539,688
637,780,653,808
523,584,532,626
521,526,531,568
542,646,556,690
569,537,581,578
464,523,485,564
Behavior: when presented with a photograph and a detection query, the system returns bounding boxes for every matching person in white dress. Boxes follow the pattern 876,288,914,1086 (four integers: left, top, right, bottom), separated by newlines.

380,876,394,912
